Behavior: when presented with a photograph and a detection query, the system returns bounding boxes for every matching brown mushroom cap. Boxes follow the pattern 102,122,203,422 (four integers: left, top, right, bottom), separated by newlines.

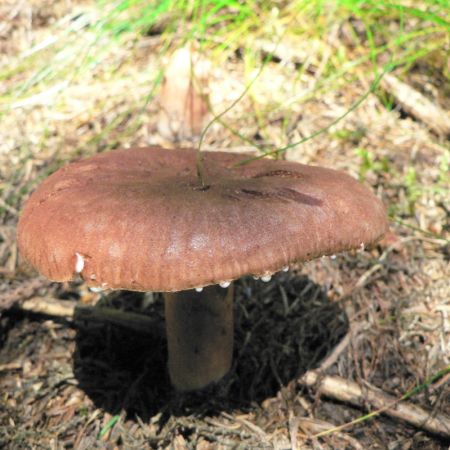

17,147,388,292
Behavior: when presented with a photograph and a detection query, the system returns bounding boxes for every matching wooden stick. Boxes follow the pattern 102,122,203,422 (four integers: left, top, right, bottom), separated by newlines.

19,297,163,336
381,73,450,136
299,370,450,438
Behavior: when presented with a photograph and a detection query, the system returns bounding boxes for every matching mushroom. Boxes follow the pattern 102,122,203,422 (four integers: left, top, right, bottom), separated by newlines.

17,147,388,391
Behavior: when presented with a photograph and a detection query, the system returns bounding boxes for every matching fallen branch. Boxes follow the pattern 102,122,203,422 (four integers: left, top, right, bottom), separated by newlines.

298,370,450,438
19,296,164,336
381,73,450,136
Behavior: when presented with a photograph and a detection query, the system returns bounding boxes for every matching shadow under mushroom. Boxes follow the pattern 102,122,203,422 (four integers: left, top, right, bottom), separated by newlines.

73,272,348,420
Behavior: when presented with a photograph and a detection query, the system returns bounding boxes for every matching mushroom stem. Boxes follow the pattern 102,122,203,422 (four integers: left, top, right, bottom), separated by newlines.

164,284,234,391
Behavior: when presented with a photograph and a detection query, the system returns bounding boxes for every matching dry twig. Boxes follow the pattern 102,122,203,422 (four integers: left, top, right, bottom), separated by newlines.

381,73,450,135
18,296,163,336
298,371,450,438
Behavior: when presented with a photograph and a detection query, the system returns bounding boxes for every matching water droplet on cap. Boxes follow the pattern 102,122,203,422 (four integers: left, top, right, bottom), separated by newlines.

89,287,104,293
219,281,231,288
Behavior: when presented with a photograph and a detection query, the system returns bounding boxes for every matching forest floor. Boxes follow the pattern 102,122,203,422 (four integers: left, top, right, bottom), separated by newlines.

0,1,449,449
